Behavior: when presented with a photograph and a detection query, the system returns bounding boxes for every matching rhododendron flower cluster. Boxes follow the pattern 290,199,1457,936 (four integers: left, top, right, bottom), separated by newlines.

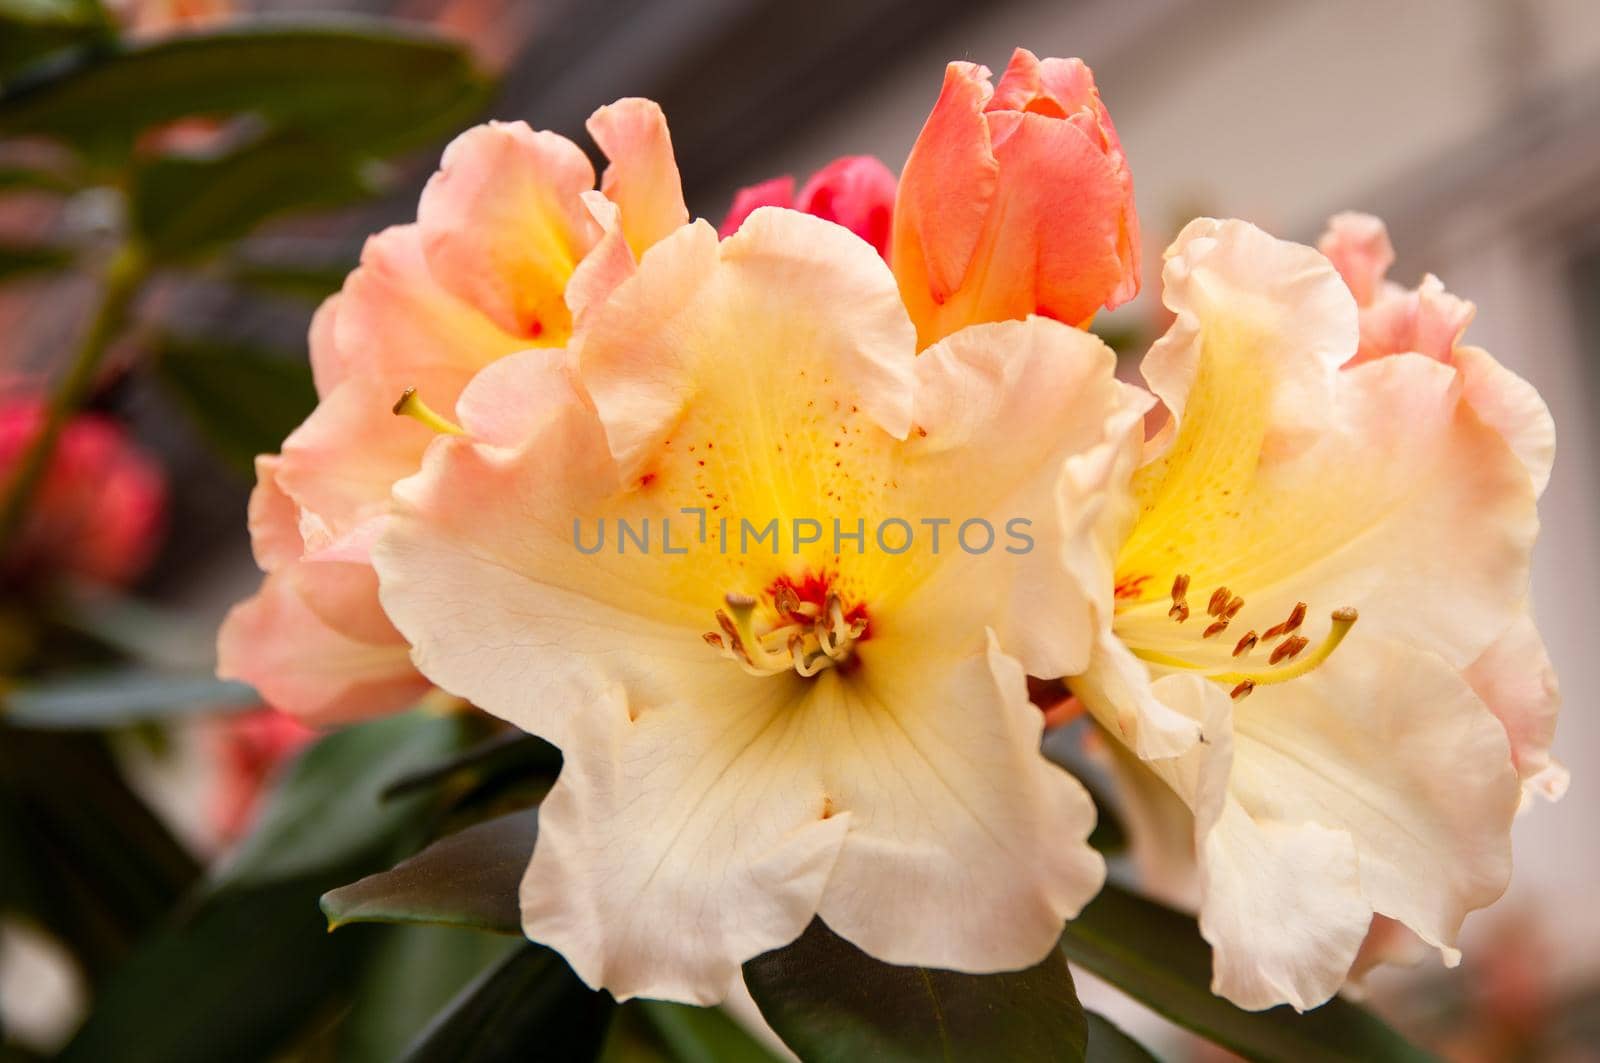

221,46,1559,1012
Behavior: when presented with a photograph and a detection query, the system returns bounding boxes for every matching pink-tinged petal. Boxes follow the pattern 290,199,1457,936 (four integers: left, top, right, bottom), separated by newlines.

1465,612,1567,802
276,371,454,558
455,348,581,448
217,562,427,725
333,225,528,385
587,98,689,258
575,212,916,481
1345,916,1429,995
1454,345,1555,497
1317,212,1395,307
795,155,896,258
416,120,598,343
1353,273,1474,364
717,175,793,239
893,61,998,305
307,293,346,396
564,191,636,332
246,454,302,572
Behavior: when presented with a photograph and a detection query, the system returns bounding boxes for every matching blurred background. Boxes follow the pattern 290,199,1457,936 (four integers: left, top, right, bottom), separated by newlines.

2,0,1598,1059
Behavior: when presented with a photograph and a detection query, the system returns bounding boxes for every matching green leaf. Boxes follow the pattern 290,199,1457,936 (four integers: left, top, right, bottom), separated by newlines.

0,20,492,160
627,1001,784,1063
60,876,380,1063
744,918,1087,1063
0,0,112,83
153,335,316,471
1085,1011,1158,1063
323,806,534,935
1,668,256,727
338,925,520,1063
382,730,560,801
1061,883,1434,1062
130,132,378,261
0,239,71,280
215,710,471,892
398,943,615,1063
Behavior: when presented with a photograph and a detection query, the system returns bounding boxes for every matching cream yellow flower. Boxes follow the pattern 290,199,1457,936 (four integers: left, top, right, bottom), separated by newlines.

373,209,1150,1003
1070,218,1547,1011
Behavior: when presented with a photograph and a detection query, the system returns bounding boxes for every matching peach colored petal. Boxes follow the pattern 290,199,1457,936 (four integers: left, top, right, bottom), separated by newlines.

217,562,428,725
246,454,302,572
1317,211,1395,307
416,120,598,342
587,98,689,259
563,191,636,332
307,293,346,396
1465,612,1567,802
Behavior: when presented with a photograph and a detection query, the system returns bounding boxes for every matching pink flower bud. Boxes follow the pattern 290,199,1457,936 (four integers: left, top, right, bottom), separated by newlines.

718,155,897,258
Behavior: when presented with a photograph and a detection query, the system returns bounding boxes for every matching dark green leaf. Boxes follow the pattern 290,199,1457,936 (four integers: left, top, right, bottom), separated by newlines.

0,21,492,160
0,164,77,193
130,132,378,261
154,335,316,471
323,806,534,935
1085,1011,1158,1063
60,876,379,1063
399,944,615,1063
382,730,560,801
1,668,256,727
1061,883,1434,1062
339,925,520,1063
0,240,71,280
0,0,111,83
0,726,198,979
628,1001,784,1063
744,918,1087,1063
215,710,470,891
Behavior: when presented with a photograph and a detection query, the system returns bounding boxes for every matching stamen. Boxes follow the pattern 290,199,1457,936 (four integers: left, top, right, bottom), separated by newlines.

1269,635,1309,665
774,584,801,619
1207,587,1231,617
705,584,867,678
703,632,724,649
1203,619,1229,639
1223,595,1245,620
1214,609,1358,688
1230,679,1255,700
1262,601,1307,641
393,387,464,435
1169,573,1191,622
1233,631,1258,657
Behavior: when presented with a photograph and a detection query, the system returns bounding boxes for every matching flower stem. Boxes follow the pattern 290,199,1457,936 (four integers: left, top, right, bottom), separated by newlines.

0,242,149,558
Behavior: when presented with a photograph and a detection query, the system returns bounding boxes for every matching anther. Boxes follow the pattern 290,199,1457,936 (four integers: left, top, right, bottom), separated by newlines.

703,632,724,649
1233,631,1258,657
393,387,464,435
1262,601,1307,641
1207,587,1231,616
1270,635,1309,665
1203,619,1229,639
1169,601,1190,622
1171,573,1191,600
1230,679,1255,700
1223,595,1245,620
774,584,801,618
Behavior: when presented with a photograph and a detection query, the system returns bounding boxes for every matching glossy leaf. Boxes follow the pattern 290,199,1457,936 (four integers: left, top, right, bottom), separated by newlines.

0,21,491,159
382,730,560,801
339,925,520,1063
215,710,470,892
323,807,534,935
130,132,378,261
744,918,1087,1063
398,944,615,1063
154,336,316,471
627,1001,785,1063
1061,883,1434,1063
1,668,256,727
1086,1011,1158,1063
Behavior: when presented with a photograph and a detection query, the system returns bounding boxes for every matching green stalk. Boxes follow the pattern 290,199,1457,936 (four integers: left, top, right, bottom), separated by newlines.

0,242,148,559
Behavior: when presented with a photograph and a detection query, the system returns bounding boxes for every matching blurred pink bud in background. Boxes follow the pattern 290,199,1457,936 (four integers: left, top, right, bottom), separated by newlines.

0,398,166,588
719,155,897,258
211,708,314,845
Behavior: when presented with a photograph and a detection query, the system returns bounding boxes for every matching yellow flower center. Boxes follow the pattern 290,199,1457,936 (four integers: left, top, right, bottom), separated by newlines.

704,575,870,679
